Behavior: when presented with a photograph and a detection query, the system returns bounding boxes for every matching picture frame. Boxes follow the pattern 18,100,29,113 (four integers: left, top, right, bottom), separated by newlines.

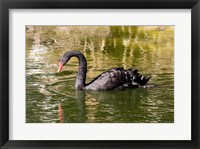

0,0,199,148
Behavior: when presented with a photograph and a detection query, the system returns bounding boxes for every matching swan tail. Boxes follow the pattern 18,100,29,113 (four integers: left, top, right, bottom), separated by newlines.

125,69,151,86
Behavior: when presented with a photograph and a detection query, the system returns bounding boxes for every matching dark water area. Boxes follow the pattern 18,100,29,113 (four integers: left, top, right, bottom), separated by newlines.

26,26,174,123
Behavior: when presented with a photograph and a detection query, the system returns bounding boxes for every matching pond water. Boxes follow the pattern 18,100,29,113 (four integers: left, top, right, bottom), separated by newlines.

26,26,174,123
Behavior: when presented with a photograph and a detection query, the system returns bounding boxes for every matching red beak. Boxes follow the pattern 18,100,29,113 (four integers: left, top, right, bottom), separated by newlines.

58,62,63,72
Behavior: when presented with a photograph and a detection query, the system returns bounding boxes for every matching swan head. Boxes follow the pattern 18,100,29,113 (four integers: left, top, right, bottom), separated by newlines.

58,53,71,72
58,50,83,72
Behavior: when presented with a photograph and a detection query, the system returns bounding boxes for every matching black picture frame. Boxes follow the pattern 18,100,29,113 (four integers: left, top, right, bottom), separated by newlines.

0,0,199,148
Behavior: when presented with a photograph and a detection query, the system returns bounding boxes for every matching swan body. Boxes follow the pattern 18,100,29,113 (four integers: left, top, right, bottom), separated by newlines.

58,50,151,90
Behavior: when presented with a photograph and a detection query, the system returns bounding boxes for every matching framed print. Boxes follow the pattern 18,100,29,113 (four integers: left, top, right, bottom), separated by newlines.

0,0,200,148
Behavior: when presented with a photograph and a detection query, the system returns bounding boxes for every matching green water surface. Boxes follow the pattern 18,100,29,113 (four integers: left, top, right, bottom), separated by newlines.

26,26,174,123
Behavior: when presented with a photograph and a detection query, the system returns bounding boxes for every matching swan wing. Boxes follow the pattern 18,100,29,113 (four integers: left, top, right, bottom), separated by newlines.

85,68,129,90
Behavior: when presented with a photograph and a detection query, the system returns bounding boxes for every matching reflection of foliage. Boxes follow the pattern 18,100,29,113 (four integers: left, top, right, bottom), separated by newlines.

26,26,110,51
26,26,174,73
26,26,174,51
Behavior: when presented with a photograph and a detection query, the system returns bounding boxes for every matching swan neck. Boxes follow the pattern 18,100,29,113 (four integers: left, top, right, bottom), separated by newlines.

75,52,87,90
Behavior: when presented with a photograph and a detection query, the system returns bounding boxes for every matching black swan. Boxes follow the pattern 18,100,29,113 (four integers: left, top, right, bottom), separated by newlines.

58,50,152,90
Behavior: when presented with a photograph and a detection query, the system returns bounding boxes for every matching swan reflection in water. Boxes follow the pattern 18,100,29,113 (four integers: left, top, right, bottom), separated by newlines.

58,89,150,123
